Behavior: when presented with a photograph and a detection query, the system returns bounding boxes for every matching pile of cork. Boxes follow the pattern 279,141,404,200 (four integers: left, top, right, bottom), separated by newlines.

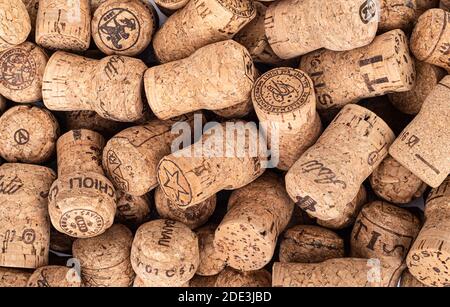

0,0,449,288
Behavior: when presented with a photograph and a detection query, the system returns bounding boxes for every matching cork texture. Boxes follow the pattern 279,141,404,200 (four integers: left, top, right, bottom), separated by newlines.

0,268,31,287
22,0,39,31
189,274,218,287
64,111,125,137
400,269,428,287
26,266,81,287
115,191,151,230
196,225,227,276
0,0,31,52
215,267,271,287
379,0,417,32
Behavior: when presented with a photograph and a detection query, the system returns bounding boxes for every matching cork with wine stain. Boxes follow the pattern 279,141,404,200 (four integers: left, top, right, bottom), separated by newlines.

115,191,151,230
26,266,81,287
0,0,31,52
215,267,271,287
0,268,31,287
196,225,227,276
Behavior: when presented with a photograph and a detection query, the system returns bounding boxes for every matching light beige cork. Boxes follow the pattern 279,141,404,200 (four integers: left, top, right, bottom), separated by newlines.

212,99,254,119
22,0,39,31
0,268,31,287
379,0,417,32
154,0,189,16
252,67,322,170
299,29,416,111
64,110,125,137
50,228,74,254
145,40,256,120
152,0,256,63
189,274,218,287
285,104,395,221
0,105,59,164
407,176,450,287
0,0,31,52
26,265,81,287
400,269,428,287
441,0,450,10
48,129,117,238
215,267,271,287
90,0,108,12
133,275,190,287
214,172,294,271
115,191,151,230
196,225,227,276
389,76,450,188
131,219,200,287
36,0,91,52
0,163,56,269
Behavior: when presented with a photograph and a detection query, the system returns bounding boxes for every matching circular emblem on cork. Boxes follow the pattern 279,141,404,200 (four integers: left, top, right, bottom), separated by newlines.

359,0,377,24
216,0,255,18
0,47,36,90
60,209,104,237
157,159,192,207
14,129,30,145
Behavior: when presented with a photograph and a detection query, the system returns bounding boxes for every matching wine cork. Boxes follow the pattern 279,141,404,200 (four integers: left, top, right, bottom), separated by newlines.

252,67,322,170
189,274,218,287
411,9,450,72
26,265,81,287
50,228,74,254
407,176,450,287
63,111,126,137
22,0,39,31
265,0,379,60
145,40,256,120
154,0,189,15
152,0,256,63
196,225,227,276
214,172,294,271
36,0,91,52
279,225,345,264
370,155,427,204
389,76,450,188
0,105,59,164
379,0,417,32
215,267,271,287
286,104,395,221
0,163,56,269
400,269,428,287
133,275,190,287
115,191,151,230
155,187,216,230
441,0,450,10
212,99,254,119
131,219,200,287
299,29,416,111
0,0,31,52
0,268,31,287
48,129,117,238
90,0,108,12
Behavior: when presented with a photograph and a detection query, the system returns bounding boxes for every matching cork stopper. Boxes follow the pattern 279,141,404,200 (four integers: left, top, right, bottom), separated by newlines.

133,275,190,287
115,191,151,230
48,129,117,238
145,40,256,120
90,0,108,13
63,110,126,137
0,268,31,287
43,51,147,122
0,105,59,164
131,219,200,287
0,0,31,52
286,104,395,221
379,0,417,32
196,225,227,276
189,274,218,287
214,172,294,271
389,76,450,188
299,29,416,111
0,163,56,269
36,0,91,52
212,99,254,119
215,267,271,287
400,269,428,287
22,0,39,31
154,0,189,15
26,265,81,287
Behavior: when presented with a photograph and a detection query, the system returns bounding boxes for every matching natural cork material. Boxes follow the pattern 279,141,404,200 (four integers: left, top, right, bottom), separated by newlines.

48,129,117,238
131,219,200,287
0,105,59,164
73,224,135,287
299,29,416,111
64,111,125,137
0,0,31,52
214,173,294,271
400,269,428,287
115,191,151,230
286,104,395,221
145,40,256,120
152,0,256,63
189,274,218,287
212,98,254,119
379,0,417,32
0,163,56,269
441,0,450,10
0,268,31,287
196,225,227,276
389,76,450,188
26,265,81,287
133,275,189,287
215,267,271,287
90,0,108,12
22,0,39,31
154,0,189,15
50,228,74,254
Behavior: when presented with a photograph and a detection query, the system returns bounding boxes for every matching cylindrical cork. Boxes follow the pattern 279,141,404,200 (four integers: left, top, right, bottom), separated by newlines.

252,67,322,170
0,0,31,52
441,0,450,10
212,99,254,119
0,105,59,164
154,0,189,16
131,219,200,287
279,225,345,263
370,155,427,204
299,29,416,111
215,267,271,287
0,268,32,287
152,0,256,63
92,0,157,56
0,42,48,103
0,163,56,269
63,110,125,137
400,269,428,287
379,0,417,32
90,0,108,12
50,228,74,254
22,0,39,31
196,225,227,276
214,172,294,271
189,274,218,287
265,0,379,59
48,129,116,238
26,265,81,287
115,191,151,230
389,76,450,188
155,187,216,230
36,0,91,52
286,104,395,221
43,51,147,122
133,275,189,287
407,176,450,287
145,40,256,120
411,9,450,72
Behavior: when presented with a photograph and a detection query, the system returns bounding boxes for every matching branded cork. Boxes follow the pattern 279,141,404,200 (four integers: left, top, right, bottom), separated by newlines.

154,0,189,15
0,0,31,52
196,225,227,276
189,274,218,287
0,268,31,287
63,111,126,137
26,265,81,287
22,0,39,31
286,104,395,221
400,269,428,287
379,0,417,32
0,163,56,269
299,29,415,111
115,191,151,230
215,267,271,287
48,129,117,238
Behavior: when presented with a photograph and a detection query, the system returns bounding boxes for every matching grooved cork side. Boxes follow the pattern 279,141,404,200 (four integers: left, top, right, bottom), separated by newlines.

0,0,31,52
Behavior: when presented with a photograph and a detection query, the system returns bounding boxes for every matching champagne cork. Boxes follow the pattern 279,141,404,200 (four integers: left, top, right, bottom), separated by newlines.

0,42,48,103
145,40,256,120
48,129,117,238
370,155,427,204
215,267,271,287
411,9,450,72
389,76,450,188
115,191,151,230
22,0,39,31
152,0,256,63
43,51,147,122
299,29,416,111
189,274,218,287
441,0,450,10
379,0,417,32
196,225,227,276
407,176,450,287
90,0,108,12
0,0,31,52
265,0,379,60
214,172,294,271
50,228,74,254
286,104,395,221
154,0,189,16
133,275,190,287
0,268,31,287
36,0,91,52
155,187,216,230
212,99,254,119
400,269,428,287
252,67,322,170
0,163,56,269
279,225,345,263
26,265,81,287
0,105,59,164
131,219,200,287
63,110,126,137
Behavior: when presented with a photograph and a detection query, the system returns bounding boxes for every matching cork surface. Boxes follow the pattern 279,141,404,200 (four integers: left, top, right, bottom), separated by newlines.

115,191,151,229
155,0,189,11
22,0,39,31
0,268,31,287
196,225,227,276
441,0,450,10
64,111,125,137
0,0,31,52
189,274,218,287
215,267,271,287
400,269,428,287
26,265,81,287
379,0,417,32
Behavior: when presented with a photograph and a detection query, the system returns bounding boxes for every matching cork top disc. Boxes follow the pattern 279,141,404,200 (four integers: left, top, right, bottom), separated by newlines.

156,158,193,208
0,0,31,48
216,0,256,18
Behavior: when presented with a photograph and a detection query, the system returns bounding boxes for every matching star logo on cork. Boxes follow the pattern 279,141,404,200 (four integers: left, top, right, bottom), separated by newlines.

158,159,192,207
162,168,188,200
